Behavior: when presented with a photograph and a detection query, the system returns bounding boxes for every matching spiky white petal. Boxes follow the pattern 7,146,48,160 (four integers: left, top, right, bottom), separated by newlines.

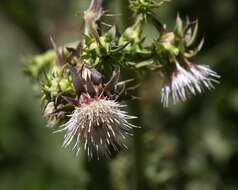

161,63,220,107
57,99,138,159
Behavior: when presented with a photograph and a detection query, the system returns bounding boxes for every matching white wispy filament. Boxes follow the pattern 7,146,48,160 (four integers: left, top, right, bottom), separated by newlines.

57,99,138,159
161,62,220,107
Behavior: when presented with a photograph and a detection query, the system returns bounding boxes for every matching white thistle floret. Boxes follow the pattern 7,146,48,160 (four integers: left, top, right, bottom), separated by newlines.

161,62,220,107
56,98,138,159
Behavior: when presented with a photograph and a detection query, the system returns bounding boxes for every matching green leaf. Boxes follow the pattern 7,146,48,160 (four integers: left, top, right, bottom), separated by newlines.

135,59,154,68
186,22,198,47
185,38,204,58
105,25,117,39
174,12,183,37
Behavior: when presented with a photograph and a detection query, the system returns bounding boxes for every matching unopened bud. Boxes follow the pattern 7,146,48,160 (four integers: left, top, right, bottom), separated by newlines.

84,0,103,38
87,0,103,21
90,67,102,84
43,102,55,118
160,32,175,44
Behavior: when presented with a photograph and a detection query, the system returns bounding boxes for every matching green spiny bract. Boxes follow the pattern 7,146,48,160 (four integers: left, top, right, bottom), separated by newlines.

152,13,204,67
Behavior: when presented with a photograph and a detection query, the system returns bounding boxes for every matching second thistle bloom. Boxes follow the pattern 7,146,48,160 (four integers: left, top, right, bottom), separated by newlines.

161,61,220,107
152,14,220,107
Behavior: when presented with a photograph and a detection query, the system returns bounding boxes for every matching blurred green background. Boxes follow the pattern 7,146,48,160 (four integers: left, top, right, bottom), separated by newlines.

0,0,238,190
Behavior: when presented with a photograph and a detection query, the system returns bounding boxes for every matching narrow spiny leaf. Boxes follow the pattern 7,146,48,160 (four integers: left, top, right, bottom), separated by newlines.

186,20,199,47
86,74,96,96
61,96,79,106
50,36,65,66
104,70,120,92
67,64,86,96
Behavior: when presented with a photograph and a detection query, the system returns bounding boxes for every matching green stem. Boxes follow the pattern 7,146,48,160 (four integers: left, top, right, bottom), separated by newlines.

119,1,146,189
129,97,147,190
85,159,112,190
84,1,113,190
119,0,133,30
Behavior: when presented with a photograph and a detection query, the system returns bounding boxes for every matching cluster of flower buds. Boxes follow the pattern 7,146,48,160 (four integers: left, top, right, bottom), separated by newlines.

24,0,220,159
81,11,151,72
129,0,170,20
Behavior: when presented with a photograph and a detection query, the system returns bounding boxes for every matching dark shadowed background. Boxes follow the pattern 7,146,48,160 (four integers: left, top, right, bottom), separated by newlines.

0,0,238,190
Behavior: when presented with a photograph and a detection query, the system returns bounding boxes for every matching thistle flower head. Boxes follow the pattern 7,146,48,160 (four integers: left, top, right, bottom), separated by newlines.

161,61,220,107
46,37,139,158
59,97,137,159
149,14,220,106
56,66,138,158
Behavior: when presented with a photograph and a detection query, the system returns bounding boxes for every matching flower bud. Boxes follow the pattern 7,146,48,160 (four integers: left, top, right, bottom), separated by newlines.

43,102,67,127
84,0,103,39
